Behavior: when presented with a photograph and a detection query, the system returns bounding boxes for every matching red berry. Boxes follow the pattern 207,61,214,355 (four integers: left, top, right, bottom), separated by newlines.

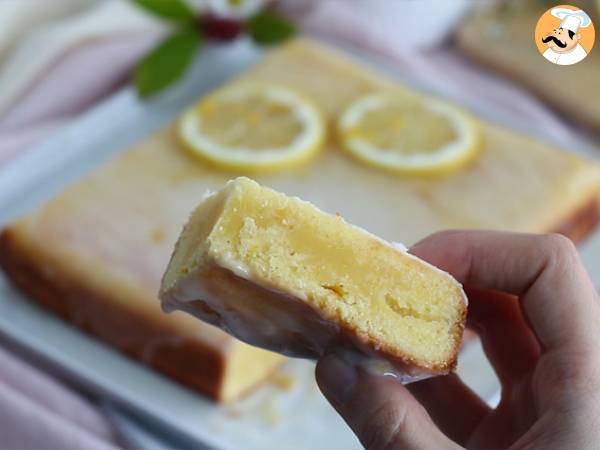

202,15,243,41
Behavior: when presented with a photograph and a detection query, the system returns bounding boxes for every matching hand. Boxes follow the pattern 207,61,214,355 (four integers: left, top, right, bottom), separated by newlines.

316,231,600,449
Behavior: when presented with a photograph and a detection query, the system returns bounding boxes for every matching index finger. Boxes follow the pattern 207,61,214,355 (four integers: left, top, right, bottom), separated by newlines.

410,230,599,351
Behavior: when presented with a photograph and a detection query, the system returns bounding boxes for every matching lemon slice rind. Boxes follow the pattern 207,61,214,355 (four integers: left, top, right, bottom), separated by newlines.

178,84,326,172
337,93,480,176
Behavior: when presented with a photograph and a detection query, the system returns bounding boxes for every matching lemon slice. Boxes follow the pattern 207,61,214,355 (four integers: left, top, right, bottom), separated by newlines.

337,92,480,176
178,84,326,172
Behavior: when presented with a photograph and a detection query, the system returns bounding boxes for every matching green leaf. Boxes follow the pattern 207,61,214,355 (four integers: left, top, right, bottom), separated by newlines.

134,29,201,97
131,0,195,22
246,11,296,45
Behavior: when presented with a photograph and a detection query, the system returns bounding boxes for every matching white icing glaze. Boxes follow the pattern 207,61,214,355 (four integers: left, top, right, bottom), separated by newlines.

335,348,434,384
162,265,341,359
217,251,252,280
391,241,408,252
201,188,216,201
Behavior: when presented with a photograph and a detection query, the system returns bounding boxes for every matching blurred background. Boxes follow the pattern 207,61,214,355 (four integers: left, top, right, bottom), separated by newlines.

1,1,599,449
1,0,599,166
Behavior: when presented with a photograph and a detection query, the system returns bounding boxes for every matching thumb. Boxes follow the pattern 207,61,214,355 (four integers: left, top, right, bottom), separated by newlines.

316,353,461,450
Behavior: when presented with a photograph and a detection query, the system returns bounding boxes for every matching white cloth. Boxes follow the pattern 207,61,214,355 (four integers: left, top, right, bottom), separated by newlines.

543,43,587,65
0,0,167,117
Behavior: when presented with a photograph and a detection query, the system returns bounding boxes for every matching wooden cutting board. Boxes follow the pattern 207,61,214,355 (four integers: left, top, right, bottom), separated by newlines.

455,1,600,134
2,38,600,400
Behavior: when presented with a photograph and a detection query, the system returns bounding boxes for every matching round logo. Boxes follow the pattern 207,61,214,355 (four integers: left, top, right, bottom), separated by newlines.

535,4,595,65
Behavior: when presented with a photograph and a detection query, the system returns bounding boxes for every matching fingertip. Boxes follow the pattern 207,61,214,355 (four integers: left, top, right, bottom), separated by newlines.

315,353,358,408
409,230,456,254
318,364,458,450
408,230,472,276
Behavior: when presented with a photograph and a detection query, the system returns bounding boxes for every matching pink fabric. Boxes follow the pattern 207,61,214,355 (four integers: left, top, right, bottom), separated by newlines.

0,346,121,449
0,33,159,168
0,3,593,449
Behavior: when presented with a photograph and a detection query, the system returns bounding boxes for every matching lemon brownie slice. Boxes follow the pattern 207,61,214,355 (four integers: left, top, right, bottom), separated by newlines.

160,178,467,374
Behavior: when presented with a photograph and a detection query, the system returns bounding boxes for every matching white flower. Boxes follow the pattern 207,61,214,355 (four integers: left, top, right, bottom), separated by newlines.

208,0,265,19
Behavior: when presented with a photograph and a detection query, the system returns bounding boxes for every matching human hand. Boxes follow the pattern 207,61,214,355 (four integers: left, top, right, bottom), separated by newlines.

316,231,600,449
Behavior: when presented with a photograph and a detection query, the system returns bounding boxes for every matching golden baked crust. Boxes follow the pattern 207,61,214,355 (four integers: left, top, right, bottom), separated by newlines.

1,38,600,401
549,194,600,243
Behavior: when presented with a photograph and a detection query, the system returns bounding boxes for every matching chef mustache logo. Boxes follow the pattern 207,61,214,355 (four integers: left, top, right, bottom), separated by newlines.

534,5,595,66
541,35,568,48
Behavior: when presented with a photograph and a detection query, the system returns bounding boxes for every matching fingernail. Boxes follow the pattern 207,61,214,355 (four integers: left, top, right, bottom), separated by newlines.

317,353,358,407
